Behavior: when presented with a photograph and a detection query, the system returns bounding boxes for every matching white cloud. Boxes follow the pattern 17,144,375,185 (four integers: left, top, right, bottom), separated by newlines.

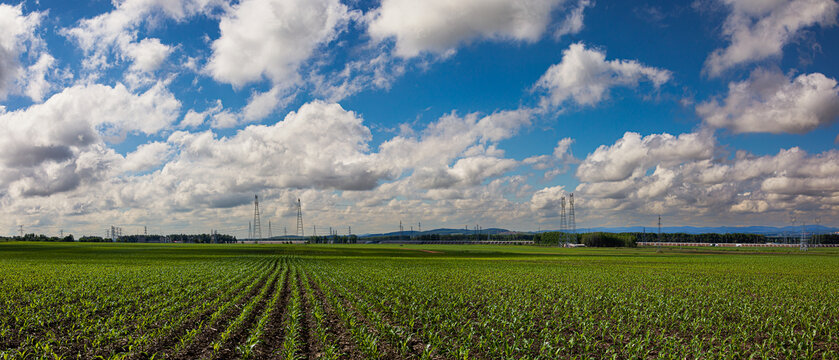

0,82,180,198
206,0,353,87
121,142,172,173
413,156,518,190
21,53,54,102
555,0,592,38
704,0,839,77
574,130,839,223
124,38,173,73
242,86,295,122
530,185,568,216
180,100,222,129
523,137,578,178
378,108,533,172
535,43,671,108
62,0,223,71
576,131,714,182
166,100,385,192
368,0,573,58
697,68,839,134
0,4,46,101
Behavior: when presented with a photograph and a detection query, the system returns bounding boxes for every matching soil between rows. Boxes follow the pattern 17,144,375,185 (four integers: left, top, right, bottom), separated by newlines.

251,264,291,359
209,262,283,360
305,273,366,360
134,262,271,359
174,261,277,359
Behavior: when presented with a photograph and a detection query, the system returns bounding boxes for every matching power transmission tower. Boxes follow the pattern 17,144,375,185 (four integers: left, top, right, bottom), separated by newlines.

248,221,252,239
814,217,821,245
569,193,576,236
268,221,272,238
658,215,662,243
800,222,808,251
18,225,23,237
59,229,63,238
252,195,261,239
144,226,147,236
399,221,404,241
348,226,351,235
284,226,287,237
560,196,567,246
418,222,421,233
313,225,317,236
296,199,304,237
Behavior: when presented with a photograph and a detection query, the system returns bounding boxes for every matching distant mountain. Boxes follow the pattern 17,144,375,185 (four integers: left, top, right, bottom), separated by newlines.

359,225,838,237
549,225,839,236
360,228,511,238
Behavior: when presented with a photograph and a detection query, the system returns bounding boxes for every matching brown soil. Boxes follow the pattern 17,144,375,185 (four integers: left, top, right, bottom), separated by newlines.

404,249,443,254
210,264,282,360
251,265,291,359
306,273,366,360
173,262,276,359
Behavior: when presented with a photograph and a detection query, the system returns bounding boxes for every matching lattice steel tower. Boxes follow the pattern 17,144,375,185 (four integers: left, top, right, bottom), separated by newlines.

568,193,576,235
560,196,567,233
296,198,304,237
252,195,261,239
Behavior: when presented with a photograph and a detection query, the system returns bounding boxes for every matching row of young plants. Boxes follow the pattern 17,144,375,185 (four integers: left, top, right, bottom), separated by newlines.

0,255,272,360
303,253,839,359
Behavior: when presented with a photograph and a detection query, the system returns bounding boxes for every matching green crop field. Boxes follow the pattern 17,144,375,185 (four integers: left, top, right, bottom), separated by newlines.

1,242,838,359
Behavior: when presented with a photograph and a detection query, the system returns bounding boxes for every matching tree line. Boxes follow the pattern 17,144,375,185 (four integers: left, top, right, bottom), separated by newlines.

2,233,237,243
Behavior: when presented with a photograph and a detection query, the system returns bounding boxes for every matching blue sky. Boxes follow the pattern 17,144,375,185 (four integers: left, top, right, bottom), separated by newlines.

1,0,838,237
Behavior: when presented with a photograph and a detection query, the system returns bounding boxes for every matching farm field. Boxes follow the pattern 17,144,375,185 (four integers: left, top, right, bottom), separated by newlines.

1,242,839,359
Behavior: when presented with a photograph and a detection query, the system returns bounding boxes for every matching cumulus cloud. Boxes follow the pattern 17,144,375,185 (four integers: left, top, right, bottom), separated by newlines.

697,68,839,134
121,142,172,173
63,0,222,71
704,0,839,77
576,131,715,183
368,0,576,58
535,43,671,108
555,0,592,38
206,0,353,87
413,156,518,190
530,185,568,217
0,4,47,101
378,108,533,172
0,82,180,198
21,53,55,102
124,38,173,73
166,101,385,193
523,137,579,178
574,130,839,222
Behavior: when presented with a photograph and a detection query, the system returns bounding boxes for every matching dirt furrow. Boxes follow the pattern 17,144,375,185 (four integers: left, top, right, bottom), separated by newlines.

174,261,277,359
209,263,283,360
296,269,316,359
305,273,366,360
251,263,291,359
